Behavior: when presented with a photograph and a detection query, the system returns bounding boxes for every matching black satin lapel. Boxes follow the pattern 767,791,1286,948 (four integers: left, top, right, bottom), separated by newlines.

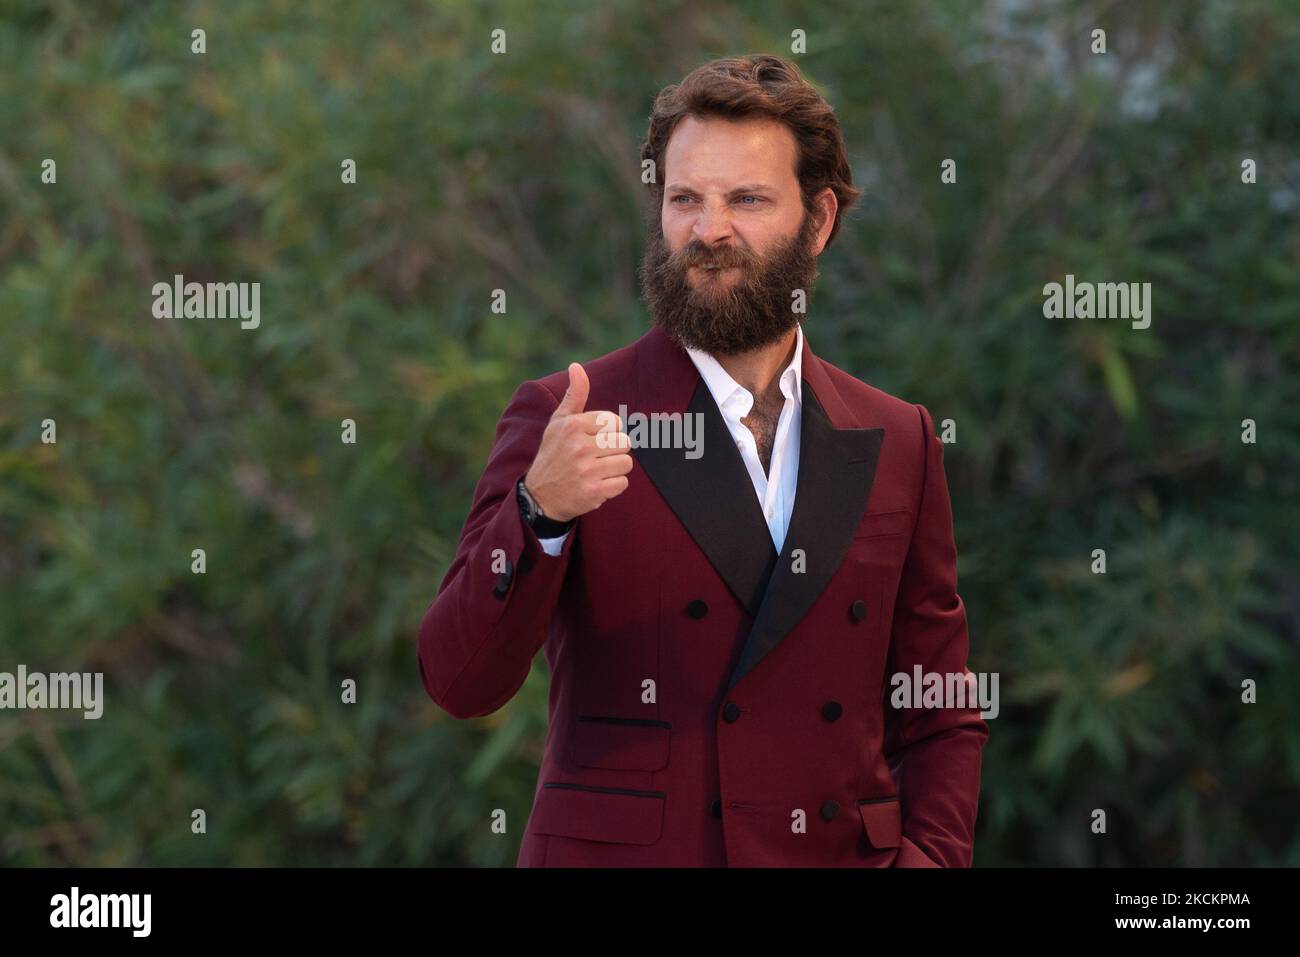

726,383,885,691
633,380,777,617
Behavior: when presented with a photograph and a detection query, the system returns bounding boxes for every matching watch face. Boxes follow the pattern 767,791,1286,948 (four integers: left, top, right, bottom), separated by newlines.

518,481,538,521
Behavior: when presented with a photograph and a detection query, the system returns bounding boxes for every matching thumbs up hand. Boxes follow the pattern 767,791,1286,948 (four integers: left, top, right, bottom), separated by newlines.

552,360,591,417
523,363,633,523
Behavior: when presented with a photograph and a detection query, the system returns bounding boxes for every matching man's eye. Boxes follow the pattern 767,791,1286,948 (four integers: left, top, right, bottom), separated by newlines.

738,195,762,205
670,195,693,204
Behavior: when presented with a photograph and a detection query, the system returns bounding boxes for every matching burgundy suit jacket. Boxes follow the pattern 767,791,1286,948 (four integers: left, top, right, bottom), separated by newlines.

418,326,988,867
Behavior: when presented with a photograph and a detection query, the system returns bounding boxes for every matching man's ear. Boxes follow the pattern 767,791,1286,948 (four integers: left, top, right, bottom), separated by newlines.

811,187,838,255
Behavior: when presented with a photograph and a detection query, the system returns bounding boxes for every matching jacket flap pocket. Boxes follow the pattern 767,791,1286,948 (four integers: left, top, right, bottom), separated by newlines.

852,508,913,540
857,797,902,848
530,783,666,845
568,715,671,771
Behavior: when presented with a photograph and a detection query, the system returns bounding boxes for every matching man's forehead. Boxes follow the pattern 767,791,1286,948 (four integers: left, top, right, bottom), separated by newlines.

663,115,798,187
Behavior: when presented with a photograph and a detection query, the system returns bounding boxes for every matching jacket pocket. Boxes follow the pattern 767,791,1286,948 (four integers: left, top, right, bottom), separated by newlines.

567,714,671,771
852,507,913,540
529,782,666,845
857,796,902,849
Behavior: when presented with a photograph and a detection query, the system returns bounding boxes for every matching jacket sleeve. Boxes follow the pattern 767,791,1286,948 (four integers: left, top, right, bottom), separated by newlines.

417,378,577,718
882,403,989,867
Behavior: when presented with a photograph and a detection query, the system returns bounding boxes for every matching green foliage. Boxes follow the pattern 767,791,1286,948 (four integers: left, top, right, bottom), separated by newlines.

0,0,1296,865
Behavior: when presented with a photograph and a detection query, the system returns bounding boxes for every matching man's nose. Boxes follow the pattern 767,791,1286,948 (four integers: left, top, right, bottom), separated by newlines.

691,202,733,245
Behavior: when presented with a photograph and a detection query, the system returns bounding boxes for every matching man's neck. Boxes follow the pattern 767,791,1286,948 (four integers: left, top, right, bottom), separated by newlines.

713,328,798,401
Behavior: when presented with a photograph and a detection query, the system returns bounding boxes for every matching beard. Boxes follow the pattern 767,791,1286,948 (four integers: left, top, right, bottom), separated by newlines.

639,209,821,356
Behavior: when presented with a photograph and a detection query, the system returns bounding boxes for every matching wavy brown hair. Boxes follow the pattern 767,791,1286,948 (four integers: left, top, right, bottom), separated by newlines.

639,54,862,249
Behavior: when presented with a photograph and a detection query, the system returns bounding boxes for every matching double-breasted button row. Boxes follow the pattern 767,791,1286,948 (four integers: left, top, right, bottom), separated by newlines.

713,698,846,824
818,700,847,822
719,701,841,724
712,797,841,822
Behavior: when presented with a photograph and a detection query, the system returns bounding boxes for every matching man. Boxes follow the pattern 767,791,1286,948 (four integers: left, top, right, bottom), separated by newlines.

418,54,987,867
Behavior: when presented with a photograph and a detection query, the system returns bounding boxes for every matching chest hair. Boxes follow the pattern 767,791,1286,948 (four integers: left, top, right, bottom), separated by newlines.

741,390,786,475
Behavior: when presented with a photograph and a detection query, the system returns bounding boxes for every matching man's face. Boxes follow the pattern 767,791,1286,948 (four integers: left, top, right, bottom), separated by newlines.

641,114,831,356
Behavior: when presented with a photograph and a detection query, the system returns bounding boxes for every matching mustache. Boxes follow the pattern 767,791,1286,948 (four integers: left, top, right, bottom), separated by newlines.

677,242,757,270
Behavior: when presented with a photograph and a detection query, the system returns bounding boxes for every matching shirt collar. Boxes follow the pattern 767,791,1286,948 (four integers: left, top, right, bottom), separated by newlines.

684,325,804,415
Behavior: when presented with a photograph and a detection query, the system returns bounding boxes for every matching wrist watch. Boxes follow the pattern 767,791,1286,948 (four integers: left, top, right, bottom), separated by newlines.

516,478,573,538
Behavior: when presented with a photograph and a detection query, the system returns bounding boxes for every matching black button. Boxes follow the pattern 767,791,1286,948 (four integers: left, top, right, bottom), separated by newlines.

493,560,514,600
722,702,741,723
850,599,867,621
710,798,722,819
686,599,709,619
820,799,841,821
821,700,843,722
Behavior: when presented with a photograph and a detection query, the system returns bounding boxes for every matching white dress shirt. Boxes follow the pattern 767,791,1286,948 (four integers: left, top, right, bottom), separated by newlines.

536,326,805,556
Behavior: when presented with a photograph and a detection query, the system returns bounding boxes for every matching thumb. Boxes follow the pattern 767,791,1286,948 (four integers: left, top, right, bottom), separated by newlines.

554,361,590,417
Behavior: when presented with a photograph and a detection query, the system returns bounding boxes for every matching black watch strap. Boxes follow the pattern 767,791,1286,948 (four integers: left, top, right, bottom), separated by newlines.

530,513,572,538
517,479,572,538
